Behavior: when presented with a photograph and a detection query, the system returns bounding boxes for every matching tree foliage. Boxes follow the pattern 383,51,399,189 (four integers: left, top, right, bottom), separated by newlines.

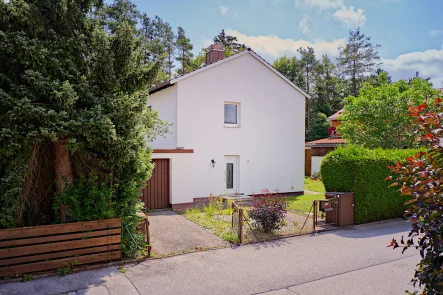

307,112,329,142
213,29,245,53
387,95,443,295
337,28,381,97
0,0,167,231
175,26,193,76
339,78,440,149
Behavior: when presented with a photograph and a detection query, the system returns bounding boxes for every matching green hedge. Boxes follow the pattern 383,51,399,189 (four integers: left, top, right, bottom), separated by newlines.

320,145,422,224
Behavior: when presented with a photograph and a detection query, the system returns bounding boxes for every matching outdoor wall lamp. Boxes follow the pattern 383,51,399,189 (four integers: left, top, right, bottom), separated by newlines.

211,159,216,168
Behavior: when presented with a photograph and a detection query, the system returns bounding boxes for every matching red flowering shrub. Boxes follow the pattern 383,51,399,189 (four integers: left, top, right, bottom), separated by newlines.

388,97,443,294
249,189,288,233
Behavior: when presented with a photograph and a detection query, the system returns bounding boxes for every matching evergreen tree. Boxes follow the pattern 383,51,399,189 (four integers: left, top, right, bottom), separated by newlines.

307,112,330,142
175,26,193,76
140,14,175,82
312,55,345,116
213,29,245,54
366,68,392,87
337,28,381,97
0,0,167,228
297,47,318,138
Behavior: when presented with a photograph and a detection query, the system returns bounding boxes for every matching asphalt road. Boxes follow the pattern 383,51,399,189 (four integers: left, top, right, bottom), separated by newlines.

0,219,420,295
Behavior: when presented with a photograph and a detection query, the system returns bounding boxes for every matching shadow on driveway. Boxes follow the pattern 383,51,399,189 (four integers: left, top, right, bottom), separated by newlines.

148,210,229,256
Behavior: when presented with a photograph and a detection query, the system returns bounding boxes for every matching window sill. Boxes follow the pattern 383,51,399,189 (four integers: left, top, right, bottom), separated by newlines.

224,124,241,128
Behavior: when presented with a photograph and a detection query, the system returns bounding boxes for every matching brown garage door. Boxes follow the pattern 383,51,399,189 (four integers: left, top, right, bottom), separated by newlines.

141,159,170,209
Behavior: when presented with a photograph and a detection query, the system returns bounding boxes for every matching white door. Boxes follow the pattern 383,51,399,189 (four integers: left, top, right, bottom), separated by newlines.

225,156,239,194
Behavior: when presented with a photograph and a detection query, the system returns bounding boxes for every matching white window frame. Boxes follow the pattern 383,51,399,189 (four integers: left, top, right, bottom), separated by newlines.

224,102,240,128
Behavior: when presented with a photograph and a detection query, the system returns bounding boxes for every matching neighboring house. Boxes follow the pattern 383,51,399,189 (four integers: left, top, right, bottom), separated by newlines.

142,44,309,210
305,109,346,176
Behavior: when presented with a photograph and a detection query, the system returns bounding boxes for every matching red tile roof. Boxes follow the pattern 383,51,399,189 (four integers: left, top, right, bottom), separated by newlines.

328,109,344,121
305,137,347,146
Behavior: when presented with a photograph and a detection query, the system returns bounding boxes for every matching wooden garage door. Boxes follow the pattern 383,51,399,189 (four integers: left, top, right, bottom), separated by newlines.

141,159,170,209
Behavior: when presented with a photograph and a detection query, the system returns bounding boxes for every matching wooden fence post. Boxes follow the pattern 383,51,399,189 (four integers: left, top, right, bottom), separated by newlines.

146,214,151,257
313,201,317,231
231,202,234,228
238,208,243,243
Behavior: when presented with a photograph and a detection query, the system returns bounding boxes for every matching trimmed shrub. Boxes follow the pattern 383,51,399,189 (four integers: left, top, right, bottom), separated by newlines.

320,145,422,224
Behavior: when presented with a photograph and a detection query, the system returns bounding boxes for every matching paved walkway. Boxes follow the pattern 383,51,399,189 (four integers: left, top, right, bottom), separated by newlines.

0,220,420,295
148,210,228,256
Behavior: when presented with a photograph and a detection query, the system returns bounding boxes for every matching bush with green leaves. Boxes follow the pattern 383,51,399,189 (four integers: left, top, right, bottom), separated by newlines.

53,173,115,222
388,99,443,294
320,145,422,224
249,189,288,233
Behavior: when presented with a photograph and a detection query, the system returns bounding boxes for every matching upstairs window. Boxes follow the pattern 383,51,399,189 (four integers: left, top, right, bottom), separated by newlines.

224,102,240,127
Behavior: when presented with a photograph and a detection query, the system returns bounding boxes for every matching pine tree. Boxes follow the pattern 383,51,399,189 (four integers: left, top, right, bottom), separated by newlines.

139,14,175,82
175,27,193,76
337,28,381,97
312,55,345,116
213,29,245,54
297,47,318,139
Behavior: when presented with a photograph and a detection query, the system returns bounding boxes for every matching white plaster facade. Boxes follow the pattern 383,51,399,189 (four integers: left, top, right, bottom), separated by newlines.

148,51,307,206
311,156,324,175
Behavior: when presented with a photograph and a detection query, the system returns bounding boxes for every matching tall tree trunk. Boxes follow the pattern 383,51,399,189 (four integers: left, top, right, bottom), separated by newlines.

306,64,310,140
168,47,172,79
53,139,73,222
352,58,357,96
182,50,185,75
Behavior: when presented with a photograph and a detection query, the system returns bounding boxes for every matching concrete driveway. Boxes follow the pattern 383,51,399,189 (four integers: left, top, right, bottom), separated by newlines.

0,219,420,295
148,210,228,256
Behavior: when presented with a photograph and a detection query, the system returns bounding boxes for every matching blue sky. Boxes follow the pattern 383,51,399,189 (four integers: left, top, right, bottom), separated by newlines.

133,0,443,86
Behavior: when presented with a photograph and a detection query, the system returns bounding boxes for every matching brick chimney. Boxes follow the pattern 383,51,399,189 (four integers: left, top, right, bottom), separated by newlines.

206,43,225,65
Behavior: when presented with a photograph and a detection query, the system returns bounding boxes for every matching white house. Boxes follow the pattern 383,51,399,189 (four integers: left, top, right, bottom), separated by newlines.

142,45,309,210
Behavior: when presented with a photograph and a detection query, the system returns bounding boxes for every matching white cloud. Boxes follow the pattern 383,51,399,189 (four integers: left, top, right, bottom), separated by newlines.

430,30,443,37
383,45,443,87
225,29,345,59
298,16,310,34
297,0,366,27
295,0,343,9
333,5,366,27
219,5,238,17
220,5,228,16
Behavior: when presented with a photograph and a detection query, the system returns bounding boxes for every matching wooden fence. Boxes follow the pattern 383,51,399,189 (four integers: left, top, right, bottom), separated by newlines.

0,219,122,277
305,148,312,176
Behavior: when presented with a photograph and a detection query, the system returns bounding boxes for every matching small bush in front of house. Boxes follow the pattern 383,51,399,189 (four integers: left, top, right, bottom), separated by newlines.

249,189,288,233
320,145,423,224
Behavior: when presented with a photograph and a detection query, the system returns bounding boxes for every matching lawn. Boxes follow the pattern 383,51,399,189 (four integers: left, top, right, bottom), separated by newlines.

304,177,325,193
285,178,326,213
286,194,325,213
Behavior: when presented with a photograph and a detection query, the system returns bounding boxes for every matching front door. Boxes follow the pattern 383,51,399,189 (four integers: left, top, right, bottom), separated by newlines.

225,156,239,194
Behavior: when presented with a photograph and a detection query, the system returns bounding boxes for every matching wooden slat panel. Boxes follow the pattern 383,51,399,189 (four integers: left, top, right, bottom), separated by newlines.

1,236,121,258
141,159,170,210
0,244,120,267
0,251,121,277
0,228,121,248
311,146,335,156
0,219,121,240
305,148,312,176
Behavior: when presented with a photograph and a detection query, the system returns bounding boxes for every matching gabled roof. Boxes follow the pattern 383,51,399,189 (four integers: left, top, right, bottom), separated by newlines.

148,48,311,99
328,109,344,121
305,137,347,147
